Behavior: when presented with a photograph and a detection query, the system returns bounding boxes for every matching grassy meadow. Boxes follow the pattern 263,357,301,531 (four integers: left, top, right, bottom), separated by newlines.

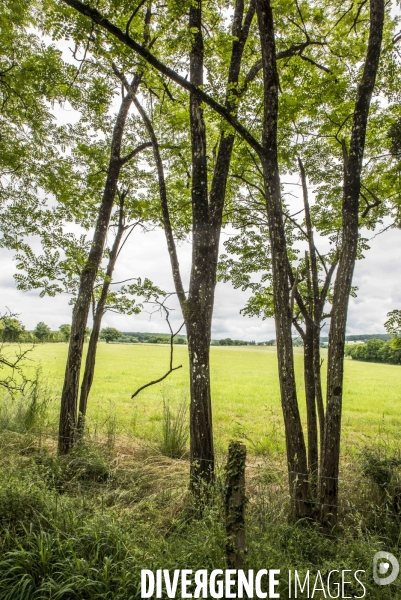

1,343,401,598
18,341,401,455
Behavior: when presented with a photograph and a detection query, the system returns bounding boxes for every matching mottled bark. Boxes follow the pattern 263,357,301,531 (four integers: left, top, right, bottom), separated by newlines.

225,442,247,570
320,0,384,526
255,0,310,518
304,322,318,484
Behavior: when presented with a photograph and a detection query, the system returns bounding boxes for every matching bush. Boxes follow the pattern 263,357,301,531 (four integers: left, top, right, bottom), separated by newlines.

0,475,51,530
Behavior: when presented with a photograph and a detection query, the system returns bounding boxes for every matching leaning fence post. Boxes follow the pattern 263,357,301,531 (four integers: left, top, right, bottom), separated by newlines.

225,442,247,569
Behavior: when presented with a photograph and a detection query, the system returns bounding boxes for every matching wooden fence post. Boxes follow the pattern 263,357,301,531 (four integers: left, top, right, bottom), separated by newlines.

225,442,247,569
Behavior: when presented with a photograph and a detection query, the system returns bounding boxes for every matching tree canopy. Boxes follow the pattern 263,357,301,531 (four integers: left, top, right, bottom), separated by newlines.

1,0,400,524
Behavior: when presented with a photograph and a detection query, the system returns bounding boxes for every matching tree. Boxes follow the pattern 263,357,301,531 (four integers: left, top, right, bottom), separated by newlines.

76,196,144,436
82,0,258,492
0,317,25,343
1,10,156,454
100,327,121,344
60,0,390,522
59,324,71,342
33,322,51,342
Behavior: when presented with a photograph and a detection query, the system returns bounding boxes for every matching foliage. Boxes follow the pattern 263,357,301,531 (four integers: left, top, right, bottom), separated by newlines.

121,332,187,345
0,428,400,599
360,445,401,514
33,322,51,343
384,309,401,348
211,338,251,346
388,118,401,160
0,374,51,435
345,338,401,365
100,327,122,344
0,312,34,394
59,323,71,342
0,317,25,343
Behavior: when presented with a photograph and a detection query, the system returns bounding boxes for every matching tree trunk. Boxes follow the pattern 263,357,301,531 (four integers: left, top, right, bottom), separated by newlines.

320,0,384,525
117,0,255,493
256,0,310,518
313,321,325,454
76,207,126,436
304,322,318,486
58,91,135,454
186,316,214,488
298,157,325,458
185,0,216,491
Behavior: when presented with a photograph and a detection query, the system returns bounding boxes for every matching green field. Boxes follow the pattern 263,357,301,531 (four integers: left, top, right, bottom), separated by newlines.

20,342,401,455
1,343,401,599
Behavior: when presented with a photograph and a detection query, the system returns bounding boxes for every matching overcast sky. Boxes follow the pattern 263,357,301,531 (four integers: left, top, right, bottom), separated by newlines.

1,222,400,342
2,21,400,342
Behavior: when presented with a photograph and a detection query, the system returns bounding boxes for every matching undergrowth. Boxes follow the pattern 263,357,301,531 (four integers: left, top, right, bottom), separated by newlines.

0,392,401,598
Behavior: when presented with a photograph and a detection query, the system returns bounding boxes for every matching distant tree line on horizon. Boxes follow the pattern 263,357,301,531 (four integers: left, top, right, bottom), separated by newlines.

5,319,399,358
345,338,401,365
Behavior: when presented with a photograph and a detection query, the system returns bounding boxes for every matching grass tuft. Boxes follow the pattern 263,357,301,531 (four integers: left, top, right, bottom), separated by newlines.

157,391,189,459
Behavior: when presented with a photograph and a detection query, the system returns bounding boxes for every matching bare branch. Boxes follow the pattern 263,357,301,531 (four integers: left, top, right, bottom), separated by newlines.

131,298,184,399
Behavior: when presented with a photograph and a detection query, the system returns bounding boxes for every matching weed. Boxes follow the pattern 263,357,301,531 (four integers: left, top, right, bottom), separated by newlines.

157,391,189,459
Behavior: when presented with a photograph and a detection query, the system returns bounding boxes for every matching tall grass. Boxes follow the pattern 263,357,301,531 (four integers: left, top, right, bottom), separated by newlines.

0,371,53,435
157,391,189,459
0,425,400,598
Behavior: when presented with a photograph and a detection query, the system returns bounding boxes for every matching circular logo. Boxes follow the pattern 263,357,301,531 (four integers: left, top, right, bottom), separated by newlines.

373,552,399,586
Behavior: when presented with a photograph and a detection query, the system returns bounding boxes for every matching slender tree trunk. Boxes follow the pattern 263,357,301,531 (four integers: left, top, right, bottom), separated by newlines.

186,0,215,489
256,0,310,518
320,0,384,525
186,316,214,487
313,322,325,453
186,0,255,491
304,322,318,485
58,91,135,454
115,0,254,492
76,206,126,436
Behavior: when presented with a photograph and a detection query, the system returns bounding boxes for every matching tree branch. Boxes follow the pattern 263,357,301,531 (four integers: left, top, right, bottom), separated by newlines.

244,40,327,88
112,64,187,307
61,0,263,154
131,299,184,399
120,141,152,165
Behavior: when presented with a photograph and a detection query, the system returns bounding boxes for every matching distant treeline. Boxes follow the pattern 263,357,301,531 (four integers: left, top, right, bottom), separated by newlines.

120,332,187,344
345,338,401,365
0,319,77,344
0,319,277,347
120,333,276,346
321,333,391,343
